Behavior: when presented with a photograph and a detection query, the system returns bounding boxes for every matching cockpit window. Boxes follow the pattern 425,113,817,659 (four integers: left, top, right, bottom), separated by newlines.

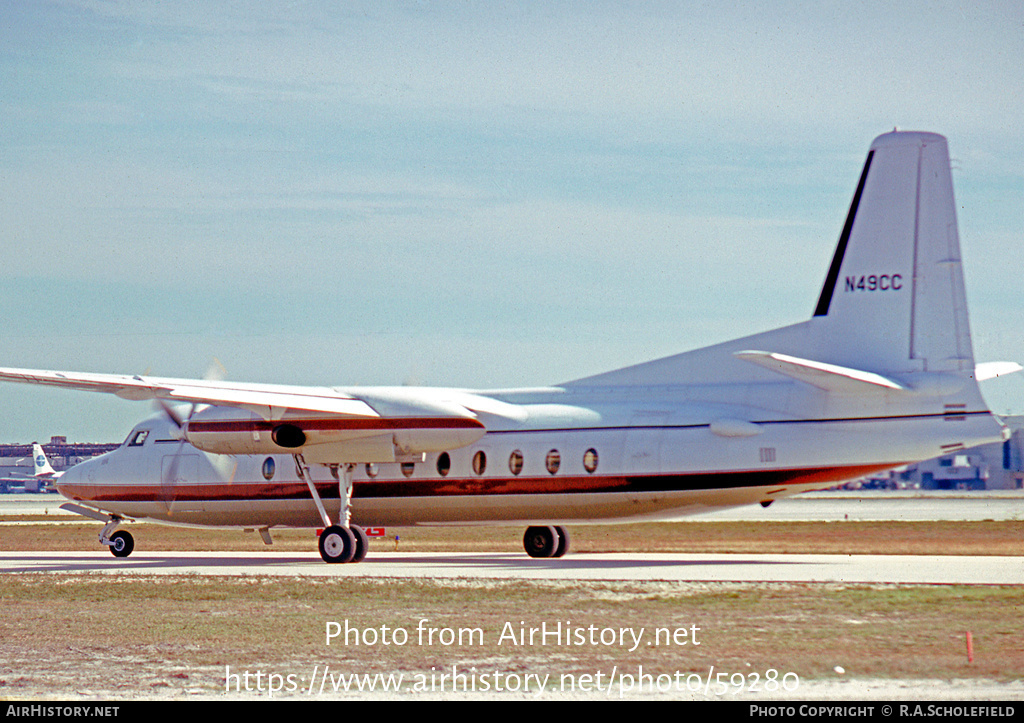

127,430,150,447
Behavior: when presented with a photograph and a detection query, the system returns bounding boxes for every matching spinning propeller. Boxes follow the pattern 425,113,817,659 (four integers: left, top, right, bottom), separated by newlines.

154,361,237,514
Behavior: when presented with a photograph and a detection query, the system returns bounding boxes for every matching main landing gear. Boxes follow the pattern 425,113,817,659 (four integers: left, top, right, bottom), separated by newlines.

294,454,369,564
318,524,369,564
523,525,570,558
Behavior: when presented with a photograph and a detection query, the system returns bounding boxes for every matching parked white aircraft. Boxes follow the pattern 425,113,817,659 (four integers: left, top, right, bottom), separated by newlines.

0,131,1012,562
0,442,63,493
31,442,63,480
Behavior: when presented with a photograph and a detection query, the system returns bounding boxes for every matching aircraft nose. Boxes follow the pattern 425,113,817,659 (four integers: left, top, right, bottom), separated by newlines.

54,457,92,500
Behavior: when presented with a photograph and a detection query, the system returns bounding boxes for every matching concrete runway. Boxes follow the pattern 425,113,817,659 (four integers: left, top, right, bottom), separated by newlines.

2,549,1021,584
3,491,1022,585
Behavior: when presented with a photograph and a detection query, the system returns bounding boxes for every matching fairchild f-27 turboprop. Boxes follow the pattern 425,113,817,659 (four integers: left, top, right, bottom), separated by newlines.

0,131,1014,563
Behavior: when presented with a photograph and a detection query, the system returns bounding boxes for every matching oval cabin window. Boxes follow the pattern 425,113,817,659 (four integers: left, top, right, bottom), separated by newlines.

583,448,599,474
472,450,487,476
508,450,524,475
545,450,560,475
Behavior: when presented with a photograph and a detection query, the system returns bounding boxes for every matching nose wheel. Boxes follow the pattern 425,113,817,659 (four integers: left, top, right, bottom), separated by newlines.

108,530,135,558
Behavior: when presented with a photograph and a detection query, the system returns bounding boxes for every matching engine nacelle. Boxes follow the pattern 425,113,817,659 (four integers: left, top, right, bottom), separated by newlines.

182,405,485,463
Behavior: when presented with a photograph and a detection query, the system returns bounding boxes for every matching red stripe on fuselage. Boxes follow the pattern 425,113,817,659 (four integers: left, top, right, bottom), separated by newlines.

59,463,899,504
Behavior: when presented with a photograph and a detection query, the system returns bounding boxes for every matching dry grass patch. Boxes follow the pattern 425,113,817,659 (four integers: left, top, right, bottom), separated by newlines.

1,575,1021,699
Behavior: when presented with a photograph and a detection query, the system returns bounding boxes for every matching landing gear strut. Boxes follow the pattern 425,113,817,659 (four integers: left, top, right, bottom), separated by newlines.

294,454,368,564
523,525,570,558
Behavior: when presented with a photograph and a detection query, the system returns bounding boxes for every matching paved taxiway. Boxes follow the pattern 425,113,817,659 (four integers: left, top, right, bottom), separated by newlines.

3,491,1021,584
2,550,1021,584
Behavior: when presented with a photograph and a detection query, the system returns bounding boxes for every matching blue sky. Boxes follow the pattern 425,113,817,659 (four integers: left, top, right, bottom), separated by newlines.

1,1,1022,442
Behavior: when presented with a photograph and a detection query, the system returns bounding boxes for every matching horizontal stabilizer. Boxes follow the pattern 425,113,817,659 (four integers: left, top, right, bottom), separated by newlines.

975,361,1023,381
734,351,907,393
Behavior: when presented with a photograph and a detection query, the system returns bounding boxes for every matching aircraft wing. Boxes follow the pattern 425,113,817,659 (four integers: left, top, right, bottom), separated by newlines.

0,367,379,416
0,367,489,463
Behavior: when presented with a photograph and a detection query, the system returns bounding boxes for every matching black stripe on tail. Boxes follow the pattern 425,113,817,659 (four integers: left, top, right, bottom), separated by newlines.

813,150,875,317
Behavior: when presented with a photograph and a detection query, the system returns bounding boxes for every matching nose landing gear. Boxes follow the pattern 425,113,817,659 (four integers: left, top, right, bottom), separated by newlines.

60,502,137,558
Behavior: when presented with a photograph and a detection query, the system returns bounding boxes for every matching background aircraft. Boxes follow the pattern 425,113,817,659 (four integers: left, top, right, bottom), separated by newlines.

0,442,63,494
0,131,1011,562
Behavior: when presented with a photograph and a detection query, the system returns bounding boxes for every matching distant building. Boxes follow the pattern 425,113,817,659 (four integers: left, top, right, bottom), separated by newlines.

0,436,119,488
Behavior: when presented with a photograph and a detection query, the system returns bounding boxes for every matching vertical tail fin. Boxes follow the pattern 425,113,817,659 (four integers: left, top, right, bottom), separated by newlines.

810,131,973,376
33,442,56,477
565,131,987,396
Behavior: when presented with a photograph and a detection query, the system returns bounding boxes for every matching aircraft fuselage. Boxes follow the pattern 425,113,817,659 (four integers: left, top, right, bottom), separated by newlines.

55,381,1002,530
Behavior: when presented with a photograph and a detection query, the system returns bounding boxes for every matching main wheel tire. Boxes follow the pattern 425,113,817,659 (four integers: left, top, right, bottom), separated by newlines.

319,525,356,563
553,526,570,558
523,525,558,558
350,525,369,563
109,530,134,558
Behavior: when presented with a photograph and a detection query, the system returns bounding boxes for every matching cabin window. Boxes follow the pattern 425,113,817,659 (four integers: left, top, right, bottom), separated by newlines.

472,450,487,476
128,430,149,447
401,462,416,478
436,452,451,477
365,463,379,478
262,457,276,480
545,449,560,475
583,448,599,473
508,450,524,475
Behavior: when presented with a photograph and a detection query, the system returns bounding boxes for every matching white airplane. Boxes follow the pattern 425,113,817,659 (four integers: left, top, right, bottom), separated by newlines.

0,131,1013,562
0,442,63,493
32,442,63,480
